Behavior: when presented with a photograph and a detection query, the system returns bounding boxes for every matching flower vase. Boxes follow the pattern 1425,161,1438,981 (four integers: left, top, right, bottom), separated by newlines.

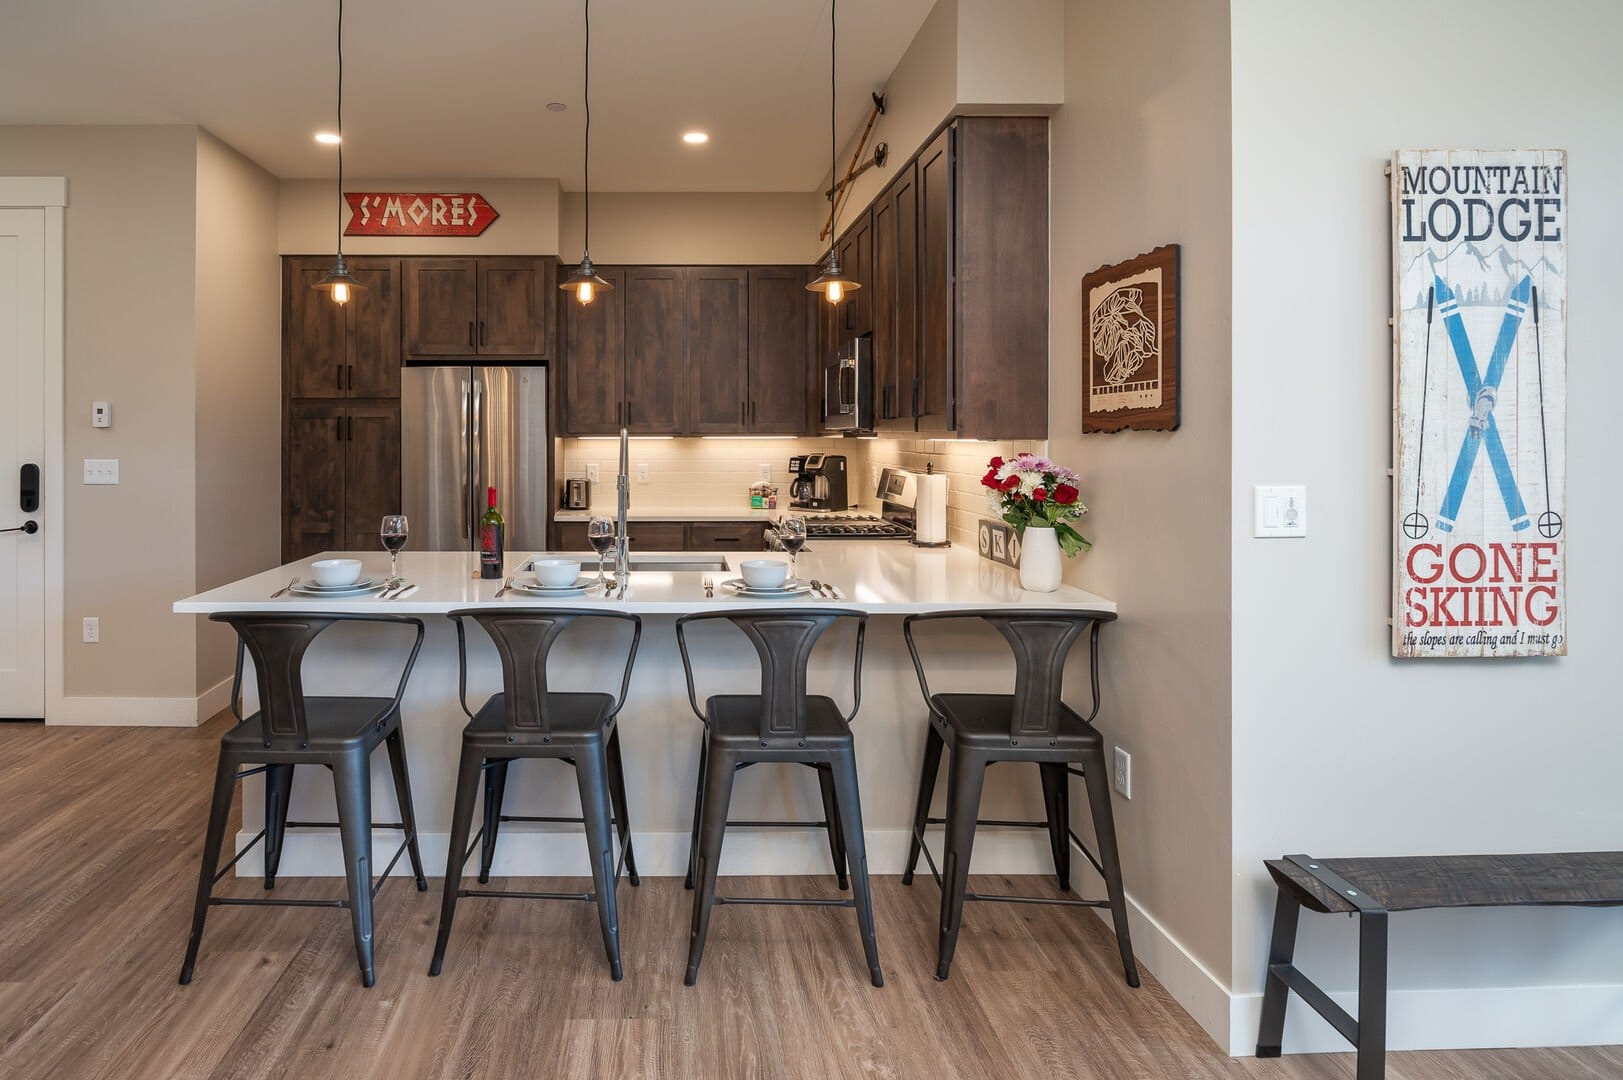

1018,525,1063,592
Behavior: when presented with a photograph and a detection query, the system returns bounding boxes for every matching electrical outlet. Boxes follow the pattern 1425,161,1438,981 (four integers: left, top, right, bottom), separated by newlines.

585,462,600,483
758,463,772,482
1113,746,1132,798
636,463,650,484
83,459,120,485
82,617,100,644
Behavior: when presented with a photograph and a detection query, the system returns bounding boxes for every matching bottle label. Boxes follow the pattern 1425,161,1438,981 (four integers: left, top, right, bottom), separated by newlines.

480,523,503,576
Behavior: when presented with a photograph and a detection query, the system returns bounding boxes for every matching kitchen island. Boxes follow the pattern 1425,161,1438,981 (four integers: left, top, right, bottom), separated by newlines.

175,543,1116,879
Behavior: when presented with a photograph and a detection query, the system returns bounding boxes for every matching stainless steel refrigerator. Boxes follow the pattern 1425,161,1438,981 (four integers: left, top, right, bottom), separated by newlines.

402,366,548,552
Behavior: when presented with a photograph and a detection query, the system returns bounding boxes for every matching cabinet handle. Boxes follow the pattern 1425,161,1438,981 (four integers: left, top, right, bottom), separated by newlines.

335,417,342,442
912,377,921,417
335,364,343,391
740,400,746,425
626,399,633,425
347,364,354,391
346,415,354,442
468,321,475,347
750,400,756,424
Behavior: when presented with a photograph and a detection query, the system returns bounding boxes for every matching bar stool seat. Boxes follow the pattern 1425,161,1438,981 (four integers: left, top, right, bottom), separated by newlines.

217,697,399,751
704,693,851,742
926,693,1101,750
465,691,615,741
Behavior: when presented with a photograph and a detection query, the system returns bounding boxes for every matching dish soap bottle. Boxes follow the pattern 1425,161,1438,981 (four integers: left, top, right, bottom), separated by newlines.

479,486,505,579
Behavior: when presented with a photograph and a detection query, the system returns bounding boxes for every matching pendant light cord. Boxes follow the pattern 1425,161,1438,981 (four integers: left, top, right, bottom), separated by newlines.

583,0,591,259
827,0,837,243
336,0,345,259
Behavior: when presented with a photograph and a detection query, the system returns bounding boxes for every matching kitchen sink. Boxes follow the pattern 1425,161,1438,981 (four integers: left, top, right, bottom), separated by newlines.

625,556,730,573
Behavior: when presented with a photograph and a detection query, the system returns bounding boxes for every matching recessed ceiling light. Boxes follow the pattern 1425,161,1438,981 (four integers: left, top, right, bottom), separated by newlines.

546,102,568,112
314,131,342,145
682,130,710,145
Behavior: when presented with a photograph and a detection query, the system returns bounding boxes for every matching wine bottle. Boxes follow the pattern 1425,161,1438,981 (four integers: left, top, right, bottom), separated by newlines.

479,486,505,580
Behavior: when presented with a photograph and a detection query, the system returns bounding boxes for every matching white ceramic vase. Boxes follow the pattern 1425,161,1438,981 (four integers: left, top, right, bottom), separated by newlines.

1018,525,1063,592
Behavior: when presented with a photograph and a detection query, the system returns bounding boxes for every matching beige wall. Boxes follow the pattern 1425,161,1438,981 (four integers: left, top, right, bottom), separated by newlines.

278,177,560,255
194,130,280,695
559,192,822,266
1050,0,1236,1003
1229,0,1623,1049
0,125,202,699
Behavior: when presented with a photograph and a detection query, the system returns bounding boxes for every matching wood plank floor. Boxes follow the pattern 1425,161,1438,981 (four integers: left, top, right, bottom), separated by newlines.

2,715,1618,1079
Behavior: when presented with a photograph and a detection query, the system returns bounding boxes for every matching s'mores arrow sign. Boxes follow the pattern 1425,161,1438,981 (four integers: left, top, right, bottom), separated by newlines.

1391,149,1566,658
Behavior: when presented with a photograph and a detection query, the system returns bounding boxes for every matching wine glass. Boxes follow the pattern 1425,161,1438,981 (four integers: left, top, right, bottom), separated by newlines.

380,515,409,586
778,515,807,583
587,517,616,588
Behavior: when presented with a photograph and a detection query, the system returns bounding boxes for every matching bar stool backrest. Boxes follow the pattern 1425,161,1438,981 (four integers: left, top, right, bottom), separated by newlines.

903,609,1116,740
448,608,643,737
675,609,867,743
210,612,426,749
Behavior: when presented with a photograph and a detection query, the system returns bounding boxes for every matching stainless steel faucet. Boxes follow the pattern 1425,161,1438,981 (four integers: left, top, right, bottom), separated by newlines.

614,426,630,597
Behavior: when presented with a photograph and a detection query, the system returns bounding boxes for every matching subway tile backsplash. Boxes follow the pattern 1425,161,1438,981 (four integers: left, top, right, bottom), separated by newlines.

861,438,1039,544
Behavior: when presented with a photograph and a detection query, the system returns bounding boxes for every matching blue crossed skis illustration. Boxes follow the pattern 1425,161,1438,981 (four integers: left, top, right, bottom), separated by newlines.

1432,273,1532,533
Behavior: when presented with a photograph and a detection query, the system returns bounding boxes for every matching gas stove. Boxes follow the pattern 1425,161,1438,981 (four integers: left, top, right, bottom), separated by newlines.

769,512,914,543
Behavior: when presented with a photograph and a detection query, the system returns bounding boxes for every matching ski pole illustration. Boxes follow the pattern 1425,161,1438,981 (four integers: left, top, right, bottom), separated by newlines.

1531,285,1562,537
1403,285,1435,539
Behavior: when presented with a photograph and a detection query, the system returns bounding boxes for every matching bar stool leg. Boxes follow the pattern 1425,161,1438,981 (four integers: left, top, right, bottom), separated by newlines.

178,751,239,985
816,764,849,890
606,725,640,887
332,751,377,987
935,748,987,981
684,738,708,890
1080,743,1138,987
575,742,624,981
684,747,737,986
430,746,483,976
263,764,294,889
1038,763,1071,891
829,753,883,987
902,723,943,886
384,726,428,891
478,760,509,884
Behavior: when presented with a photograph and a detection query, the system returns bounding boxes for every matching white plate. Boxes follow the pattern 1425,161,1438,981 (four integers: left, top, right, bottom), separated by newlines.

510,575,599,595
298,576,381,592
719,578,815,597
289,580,387,598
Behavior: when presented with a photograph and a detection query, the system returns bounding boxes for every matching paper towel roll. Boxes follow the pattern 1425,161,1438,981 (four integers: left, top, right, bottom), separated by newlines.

915,473,950,545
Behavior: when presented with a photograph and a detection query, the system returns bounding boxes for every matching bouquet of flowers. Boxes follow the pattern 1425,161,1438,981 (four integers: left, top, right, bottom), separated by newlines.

980,453,1092,556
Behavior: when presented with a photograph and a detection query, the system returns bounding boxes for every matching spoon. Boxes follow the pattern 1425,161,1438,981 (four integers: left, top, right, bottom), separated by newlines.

810,579,827,598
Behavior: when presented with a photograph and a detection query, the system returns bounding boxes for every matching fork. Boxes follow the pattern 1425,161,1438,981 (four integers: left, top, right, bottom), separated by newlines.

703,576,714,599
270,576,299,599
494,576,512,599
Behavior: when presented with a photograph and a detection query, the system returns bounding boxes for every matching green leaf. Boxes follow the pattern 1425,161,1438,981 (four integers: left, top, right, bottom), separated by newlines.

1055,521,1092,556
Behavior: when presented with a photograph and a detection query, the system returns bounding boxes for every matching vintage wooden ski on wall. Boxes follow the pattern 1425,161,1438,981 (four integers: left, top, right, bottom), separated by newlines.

1391,149,1566,657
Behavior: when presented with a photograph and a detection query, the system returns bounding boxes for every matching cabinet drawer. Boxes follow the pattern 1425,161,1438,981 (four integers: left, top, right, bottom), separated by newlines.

689,523,766,550
555,522,590,551
624,522,688,550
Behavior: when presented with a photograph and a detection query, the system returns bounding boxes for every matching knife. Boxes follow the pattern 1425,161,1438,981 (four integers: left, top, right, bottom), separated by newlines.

390,584,418,600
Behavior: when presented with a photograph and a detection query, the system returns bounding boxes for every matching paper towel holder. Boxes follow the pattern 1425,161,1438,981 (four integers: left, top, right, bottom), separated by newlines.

908,463,953,549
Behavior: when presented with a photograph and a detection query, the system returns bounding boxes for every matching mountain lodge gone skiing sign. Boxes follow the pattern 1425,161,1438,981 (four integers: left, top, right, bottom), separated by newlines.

1391,149,1566,658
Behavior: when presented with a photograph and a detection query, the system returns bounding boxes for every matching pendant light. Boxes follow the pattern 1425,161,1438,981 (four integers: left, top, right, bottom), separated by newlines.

807,0,859,306
560,0,611,305
312,0,364,306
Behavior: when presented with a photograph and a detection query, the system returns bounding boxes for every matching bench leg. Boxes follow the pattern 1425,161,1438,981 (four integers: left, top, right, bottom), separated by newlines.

1356,911,1388,1080
1255,889,1300,1057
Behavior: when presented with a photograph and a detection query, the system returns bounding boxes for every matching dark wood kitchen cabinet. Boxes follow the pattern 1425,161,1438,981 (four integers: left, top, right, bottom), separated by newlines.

402,256,555,359
623,268,688,434
871,162,918,430
561,267,627,434
283,401,400,561
835,210,873,340
687,268,749,434
285,256,401,399
746,268,811,434
915,127,954,433
555,520,764,552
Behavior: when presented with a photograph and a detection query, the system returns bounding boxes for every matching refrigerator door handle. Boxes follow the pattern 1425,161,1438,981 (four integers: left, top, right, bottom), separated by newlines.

460,378,472,542
471,375,484,532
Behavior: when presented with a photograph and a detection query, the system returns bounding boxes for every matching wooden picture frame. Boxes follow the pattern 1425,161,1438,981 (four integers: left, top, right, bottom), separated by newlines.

1081,244,1180,432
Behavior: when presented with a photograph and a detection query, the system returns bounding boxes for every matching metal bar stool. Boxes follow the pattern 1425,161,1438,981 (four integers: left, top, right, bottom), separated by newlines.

430,609,642,981
676,609,882,988
179,613,429,988
901,609,1138,984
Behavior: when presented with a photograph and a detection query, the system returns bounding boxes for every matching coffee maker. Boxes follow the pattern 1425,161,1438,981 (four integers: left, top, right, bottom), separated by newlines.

787,453,849,511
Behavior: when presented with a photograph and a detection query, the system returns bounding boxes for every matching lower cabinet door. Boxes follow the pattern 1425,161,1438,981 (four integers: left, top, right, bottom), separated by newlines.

285,402,346,561
344,405,402,552
624,522,688,550
689,523,767,551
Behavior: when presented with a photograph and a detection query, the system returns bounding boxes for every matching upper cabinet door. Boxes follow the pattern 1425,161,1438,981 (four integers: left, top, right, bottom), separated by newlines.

288,259,348,399
886,164,920,431
835,211,874,340
686,268,749,434
747,269,809,435
346,258,401,398
624,268,688,434
403,258,478,357
915,126,955,433
477,256,553,357
562,267,626,435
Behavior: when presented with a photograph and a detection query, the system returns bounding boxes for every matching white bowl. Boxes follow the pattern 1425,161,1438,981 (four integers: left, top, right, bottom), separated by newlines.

310,558,364,588
739,559,790,590
533,557,583,588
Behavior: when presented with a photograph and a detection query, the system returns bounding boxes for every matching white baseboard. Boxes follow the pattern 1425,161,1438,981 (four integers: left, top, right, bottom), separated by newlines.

237,826,1057,880
50,677,232,727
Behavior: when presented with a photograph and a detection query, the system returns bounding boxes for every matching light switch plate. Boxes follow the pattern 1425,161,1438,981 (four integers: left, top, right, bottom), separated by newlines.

1253,484,1307,537
585,463,599,483
83,459,120,485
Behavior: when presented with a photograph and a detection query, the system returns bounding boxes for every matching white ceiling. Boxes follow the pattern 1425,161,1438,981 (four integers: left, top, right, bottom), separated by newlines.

0,0,934,190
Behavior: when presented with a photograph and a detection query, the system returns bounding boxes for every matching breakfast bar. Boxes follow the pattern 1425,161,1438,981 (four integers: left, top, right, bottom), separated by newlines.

174,544,1117,881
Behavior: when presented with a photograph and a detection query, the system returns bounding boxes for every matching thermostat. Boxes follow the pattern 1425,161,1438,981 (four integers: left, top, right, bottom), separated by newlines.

92,401,113,429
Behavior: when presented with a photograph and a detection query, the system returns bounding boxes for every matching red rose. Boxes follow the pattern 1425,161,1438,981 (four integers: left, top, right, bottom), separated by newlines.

981,468,1000,489
989,455,1005,470
1032,487,1047,502
1000,475,1021,492
1053,483,1079,505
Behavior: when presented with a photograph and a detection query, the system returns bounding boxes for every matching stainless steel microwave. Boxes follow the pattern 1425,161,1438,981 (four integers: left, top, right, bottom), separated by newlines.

820,334,873,433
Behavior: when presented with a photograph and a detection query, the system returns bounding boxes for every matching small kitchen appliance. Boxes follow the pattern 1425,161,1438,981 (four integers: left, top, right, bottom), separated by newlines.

820,335,874,433
788,453,849,511
563,477,591,510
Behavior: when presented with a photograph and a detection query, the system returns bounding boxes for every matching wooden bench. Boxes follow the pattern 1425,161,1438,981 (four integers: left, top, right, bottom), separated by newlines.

1256,851,1623,1079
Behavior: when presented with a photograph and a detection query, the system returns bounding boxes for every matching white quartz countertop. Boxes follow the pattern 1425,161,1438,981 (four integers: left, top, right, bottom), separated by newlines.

174,544,1117,615
551,507,781,523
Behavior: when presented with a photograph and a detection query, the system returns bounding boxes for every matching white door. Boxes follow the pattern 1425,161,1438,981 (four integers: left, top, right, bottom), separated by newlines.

0,209,45,718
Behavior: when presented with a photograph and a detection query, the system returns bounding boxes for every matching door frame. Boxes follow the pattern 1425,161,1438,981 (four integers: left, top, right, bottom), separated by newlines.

0,178,66,723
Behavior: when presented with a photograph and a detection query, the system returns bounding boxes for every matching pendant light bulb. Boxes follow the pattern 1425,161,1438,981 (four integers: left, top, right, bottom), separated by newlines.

578,281,594,305
825,281,843,305
313,0,366,307
562,0,614,306
331,281,351,305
